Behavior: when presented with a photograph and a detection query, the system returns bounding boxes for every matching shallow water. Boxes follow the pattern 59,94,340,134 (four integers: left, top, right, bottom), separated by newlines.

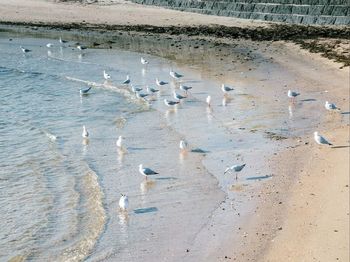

0,33,325,261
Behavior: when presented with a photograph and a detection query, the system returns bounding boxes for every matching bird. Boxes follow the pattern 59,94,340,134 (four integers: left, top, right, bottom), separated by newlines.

164,99,180,107
59,37,68,44
173,91,186,101
139,164,158,179
103,70,111,80
222,84,234,93
77,45,87,51
136,92,149,99
82,125,89,138
179,140,188,151
224,164,246,180
46,43,53,48
287,90,300,99
119,194,129,210
123,75,131,85
206,95,212,107
80,86,92,95
146,86,159,94
20,46,31,53
170,70,183,79
116,135,123,148
180,84,192,94
325,101,340,111
314,132,332,146
131,85,142,93
156,78,168,87
141,57,149,65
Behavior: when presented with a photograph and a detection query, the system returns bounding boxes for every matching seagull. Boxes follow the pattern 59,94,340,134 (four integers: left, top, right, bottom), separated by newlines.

116,135,123,148
136,92,149,99
314,132,332,146
59,37,68,44
180,84,192,94
141,57,149,65
173,91,186,101
288,90,300,99
80,86,92,95
77,45,87,51
325,101,340,111
103,70,111,80
131,85,142,93
206,95,212,107
119,194,129,210
170,70,183,79
222,84,234,93
224,164,246,180
164,99,179,107
82,125,89,138
123,75,131,85
20,46,31,53
179,140,188,150
146,86,159,93
139,164,158,179
156,78,168,87
46,43,54,48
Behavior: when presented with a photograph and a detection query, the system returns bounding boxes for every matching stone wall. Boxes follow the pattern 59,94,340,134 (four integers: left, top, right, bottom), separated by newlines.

129,0,350,25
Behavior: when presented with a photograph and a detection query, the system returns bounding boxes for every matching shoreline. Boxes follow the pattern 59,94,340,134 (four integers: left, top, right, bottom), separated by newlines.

1,2,349,261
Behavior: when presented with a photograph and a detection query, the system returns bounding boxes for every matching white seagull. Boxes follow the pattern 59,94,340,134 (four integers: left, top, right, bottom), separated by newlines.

77,45,87,51
314,132,333,146
156,78,168,87
59,37,68,44
180,84,192,94
164,99,179,107
136,92,149,99
46,43,54,48
173,91,186,101
206,95,212,107
119,194,129,210
179,140,188,150
224,164,246,180
123,75,131,85
325,101,340,111
131,85,142,93
82,125,89,138
141,57,149,65
103,70,111,80
20,46,31,53
116,135,123,148
147,86,159,93
288,90,300,99
80,86,92,95
139,164,159,179
170,70,183,79
221,84,234,93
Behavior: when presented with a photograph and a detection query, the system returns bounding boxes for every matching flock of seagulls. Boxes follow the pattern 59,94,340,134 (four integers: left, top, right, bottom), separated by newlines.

20,37,339,213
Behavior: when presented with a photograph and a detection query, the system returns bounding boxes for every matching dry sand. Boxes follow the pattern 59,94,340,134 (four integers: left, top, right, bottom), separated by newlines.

0,1,349,261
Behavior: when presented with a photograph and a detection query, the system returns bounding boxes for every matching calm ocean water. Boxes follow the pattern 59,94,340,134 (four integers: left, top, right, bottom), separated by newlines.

0,33,326,261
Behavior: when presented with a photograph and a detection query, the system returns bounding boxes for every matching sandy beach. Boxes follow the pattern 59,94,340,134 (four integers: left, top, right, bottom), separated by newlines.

1,1,349,261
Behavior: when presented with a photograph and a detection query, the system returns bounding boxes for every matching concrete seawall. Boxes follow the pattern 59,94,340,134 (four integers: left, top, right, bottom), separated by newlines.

129,0,350,25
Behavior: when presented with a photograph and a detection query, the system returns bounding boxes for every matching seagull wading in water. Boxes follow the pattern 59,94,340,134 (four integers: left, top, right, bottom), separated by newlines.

123,75,131,85
82,125,89,138
314,132,333,146
224,164,246,180
80,86,92,95
116,135,123,148
141,57,149,65
170,70,183,80
119,194,129,210
139,164,159,179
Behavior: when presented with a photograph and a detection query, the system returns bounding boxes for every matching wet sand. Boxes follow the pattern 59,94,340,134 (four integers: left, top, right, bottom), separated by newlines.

1,1,349,261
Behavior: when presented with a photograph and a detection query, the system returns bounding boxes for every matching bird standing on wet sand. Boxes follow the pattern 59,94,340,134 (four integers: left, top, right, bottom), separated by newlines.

147,86,159,94
77,45,87,51
170,70,183,80
221,84,234,94
173,91,186,101
82,125,89,138
164,99,180,107
325,101,340,111
59,37,68,44
20,46,31,53
119,194,129,210
123,75,131,85
179,140,188,151
180,84,192,94
131,85,142,93
288,90,300,100
139,164,159,179
224,164,246,180
206,95,212,107
46,43,53,48
141,57,149,65
116,135,123,148
314,132,333,146
156,78,168,87
103,70,111,80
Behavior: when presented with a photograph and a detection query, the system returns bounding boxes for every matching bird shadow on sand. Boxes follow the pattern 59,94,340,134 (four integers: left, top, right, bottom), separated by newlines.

300,98,317,102
155,177,178,181
191,148,210,153
134,207,158,214
331,145,350,149
246,175,273,181
341,112,350,115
